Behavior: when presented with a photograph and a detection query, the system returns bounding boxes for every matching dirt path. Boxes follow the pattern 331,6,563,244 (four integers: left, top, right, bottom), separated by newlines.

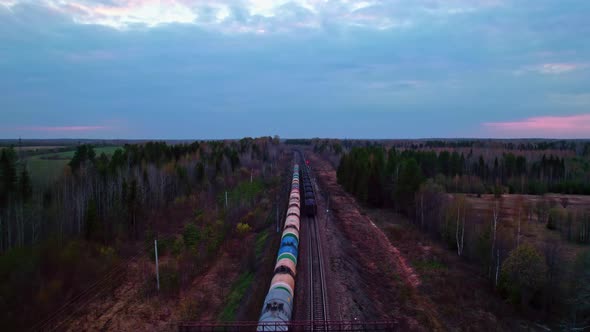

307,153,443,331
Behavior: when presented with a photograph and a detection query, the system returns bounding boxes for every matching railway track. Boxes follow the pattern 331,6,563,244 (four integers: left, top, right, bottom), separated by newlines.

307,214,329,331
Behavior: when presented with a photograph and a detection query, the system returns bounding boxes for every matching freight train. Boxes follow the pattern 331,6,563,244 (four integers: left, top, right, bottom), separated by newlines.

257,164,301,331
301,163,317,217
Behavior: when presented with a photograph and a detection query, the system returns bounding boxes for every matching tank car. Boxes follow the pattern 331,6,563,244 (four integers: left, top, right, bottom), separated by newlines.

304,198,317,217
258,164,301,331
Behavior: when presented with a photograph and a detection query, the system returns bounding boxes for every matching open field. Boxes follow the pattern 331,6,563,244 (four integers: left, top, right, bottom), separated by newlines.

26,158,69,187
461,193,590,262
25,146,122,186
14,146,66,152
34,146,122,160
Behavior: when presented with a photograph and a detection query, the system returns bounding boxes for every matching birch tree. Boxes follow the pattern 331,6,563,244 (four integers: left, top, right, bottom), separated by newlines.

455,195,466,257
515,195,524,248
490,199,501,282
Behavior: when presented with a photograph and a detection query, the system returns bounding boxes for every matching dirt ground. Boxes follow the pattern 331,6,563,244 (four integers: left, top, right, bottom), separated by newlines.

63,239,254,331
65,257,177,332
58,197,254,331
307,151,549,331
307,152,438,331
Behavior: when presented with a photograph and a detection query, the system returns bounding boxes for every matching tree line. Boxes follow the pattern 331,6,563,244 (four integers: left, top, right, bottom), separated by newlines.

0,137,281,253
1,137,286,329
336,145,590,327
337,146,590,200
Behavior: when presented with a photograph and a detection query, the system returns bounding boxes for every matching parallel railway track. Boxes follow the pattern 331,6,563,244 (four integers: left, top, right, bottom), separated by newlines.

307,216,328,330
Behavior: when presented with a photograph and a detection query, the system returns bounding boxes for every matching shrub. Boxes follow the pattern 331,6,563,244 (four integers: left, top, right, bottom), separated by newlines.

547,207,565,231
493,185,504,199
499,244,547,306
172,236,185,256
236,222,252,236
183,222,200,248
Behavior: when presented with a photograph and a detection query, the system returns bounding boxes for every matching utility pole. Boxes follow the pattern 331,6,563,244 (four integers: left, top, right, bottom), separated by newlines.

154,239,160,291
225,191,228,209
325,192,330,227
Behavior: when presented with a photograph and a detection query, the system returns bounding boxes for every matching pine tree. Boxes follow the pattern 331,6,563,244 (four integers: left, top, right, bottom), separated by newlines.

0,148,18,208
18,167,32,203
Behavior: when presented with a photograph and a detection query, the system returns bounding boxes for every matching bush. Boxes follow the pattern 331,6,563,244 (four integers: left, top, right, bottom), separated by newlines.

546,207,565,231
183,222,200,248
236,222,252,236
493,185,504,198
172,236,185,256
499,244,547,307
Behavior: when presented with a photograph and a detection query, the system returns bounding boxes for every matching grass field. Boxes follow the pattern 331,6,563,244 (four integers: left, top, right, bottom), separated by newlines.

26,146,122,187
33,146,122,160
461,193,590,262
14,146,66,152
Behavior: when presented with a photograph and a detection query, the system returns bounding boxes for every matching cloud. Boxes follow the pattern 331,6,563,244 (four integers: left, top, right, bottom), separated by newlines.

548,93,590,107
65,50,117,62
1,0,590,139
1,0,503,32
515,63,588,75
365,80,425,90
483,114,590,138
18,126,112,132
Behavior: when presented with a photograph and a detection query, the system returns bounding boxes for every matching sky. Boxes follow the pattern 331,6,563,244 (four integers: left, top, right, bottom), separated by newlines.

0,0,589,139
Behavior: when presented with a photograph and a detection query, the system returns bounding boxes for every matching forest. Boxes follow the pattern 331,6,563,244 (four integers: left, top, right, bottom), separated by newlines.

334,142,590,328
0,137,286,330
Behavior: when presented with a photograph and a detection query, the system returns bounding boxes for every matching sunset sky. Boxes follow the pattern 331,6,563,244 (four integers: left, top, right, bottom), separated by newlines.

1,0,589,139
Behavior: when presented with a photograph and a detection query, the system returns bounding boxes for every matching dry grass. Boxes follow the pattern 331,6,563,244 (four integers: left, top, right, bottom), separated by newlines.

462,193,589,262
365,207,534,331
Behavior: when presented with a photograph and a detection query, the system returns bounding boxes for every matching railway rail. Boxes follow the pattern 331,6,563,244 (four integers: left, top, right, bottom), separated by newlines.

179,320,399,331
307,214,329,331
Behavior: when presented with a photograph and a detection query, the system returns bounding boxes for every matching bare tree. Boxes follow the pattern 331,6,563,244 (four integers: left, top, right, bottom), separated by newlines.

455,195,466,256
490,199,501,282
420,192,424,230
536,197,552,225
495,248,500,287
515,195,524,248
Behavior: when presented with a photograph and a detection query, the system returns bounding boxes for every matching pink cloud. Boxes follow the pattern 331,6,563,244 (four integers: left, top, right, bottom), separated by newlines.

483,114,590,138
19,126,111,132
